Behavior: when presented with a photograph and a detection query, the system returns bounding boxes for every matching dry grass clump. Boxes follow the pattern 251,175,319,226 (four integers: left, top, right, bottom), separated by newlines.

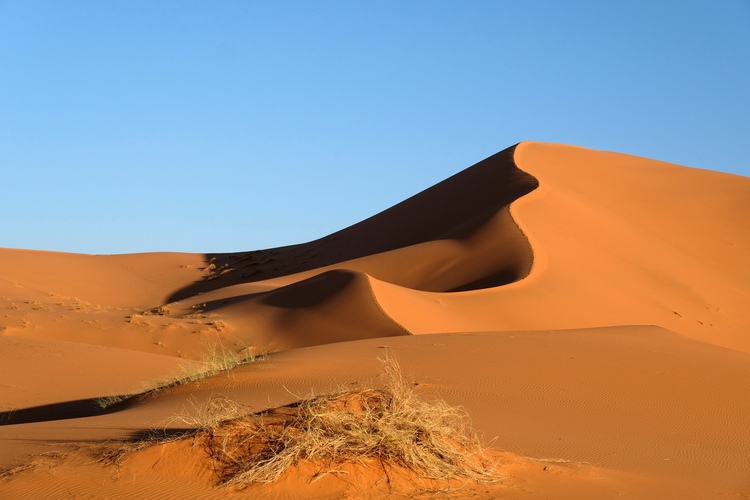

0,452,68,480
141,304,172,316
209,320,228,332
184,341,262,380
176,357,499,489
95,342,265,409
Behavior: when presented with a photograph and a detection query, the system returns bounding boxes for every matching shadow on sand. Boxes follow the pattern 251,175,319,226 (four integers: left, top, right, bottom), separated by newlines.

0,396,136,426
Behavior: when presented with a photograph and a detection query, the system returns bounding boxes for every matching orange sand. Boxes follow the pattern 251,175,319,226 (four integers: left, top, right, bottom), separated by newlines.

1,142,748,498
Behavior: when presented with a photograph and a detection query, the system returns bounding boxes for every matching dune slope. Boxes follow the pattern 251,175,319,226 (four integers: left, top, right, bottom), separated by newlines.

168,144,538,299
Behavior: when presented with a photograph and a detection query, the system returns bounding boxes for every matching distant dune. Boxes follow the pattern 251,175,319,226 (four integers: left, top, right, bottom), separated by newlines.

1,142,748,498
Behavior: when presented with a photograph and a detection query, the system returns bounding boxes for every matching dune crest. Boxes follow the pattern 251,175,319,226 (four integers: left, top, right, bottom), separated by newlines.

167,144,538,300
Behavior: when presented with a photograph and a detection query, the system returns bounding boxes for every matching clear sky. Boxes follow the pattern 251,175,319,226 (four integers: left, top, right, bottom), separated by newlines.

2,1,749,255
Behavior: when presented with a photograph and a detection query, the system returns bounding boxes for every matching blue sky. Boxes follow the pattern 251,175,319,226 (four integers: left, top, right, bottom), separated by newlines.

2,1,748,254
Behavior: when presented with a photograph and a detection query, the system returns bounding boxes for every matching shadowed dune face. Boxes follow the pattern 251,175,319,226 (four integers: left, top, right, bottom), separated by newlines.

261,269,359,308
222,269,411,350
145,145,539,351
167,144,539,300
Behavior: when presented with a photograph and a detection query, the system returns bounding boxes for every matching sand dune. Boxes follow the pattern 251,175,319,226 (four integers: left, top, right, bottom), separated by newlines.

170,145,537,298
1,142,749,498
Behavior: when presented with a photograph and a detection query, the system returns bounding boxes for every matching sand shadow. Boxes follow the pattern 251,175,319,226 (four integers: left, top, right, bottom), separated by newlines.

0,396,135,426
164,144,539,303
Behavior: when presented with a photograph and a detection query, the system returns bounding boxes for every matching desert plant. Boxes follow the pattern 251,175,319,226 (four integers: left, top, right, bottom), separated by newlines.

95,342,264,409
95,395,130,409
209,320,228,332
179,341,253,382
170,356,500,489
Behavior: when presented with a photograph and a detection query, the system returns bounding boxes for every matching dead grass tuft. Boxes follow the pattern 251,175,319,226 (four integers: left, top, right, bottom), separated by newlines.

209,320,228,332
95,342,264,409
0,452,68,480
142,304,172,316
172,356,500,489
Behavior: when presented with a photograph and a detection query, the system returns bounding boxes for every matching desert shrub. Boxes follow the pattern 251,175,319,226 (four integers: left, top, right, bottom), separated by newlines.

176,357,499,488
95,342,264,409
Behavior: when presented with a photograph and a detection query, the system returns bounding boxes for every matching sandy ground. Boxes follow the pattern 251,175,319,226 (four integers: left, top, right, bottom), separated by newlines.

1,142,748,498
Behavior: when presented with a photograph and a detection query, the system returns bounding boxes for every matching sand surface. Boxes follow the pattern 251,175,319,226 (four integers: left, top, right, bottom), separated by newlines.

1,142,749,498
